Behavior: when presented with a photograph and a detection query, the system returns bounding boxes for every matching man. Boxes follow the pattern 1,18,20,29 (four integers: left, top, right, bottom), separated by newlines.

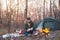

24,17,34,36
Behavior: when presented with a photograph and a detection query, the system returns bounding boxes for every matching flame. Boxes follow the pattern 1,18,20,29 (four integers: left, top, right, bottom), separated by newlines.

38,28,50,35
43,28,50,33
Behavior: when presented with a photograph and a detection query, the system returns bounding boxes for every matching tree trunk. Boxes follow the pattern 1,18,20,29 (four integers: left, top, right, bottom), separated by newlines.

59,0,60,8
43,0,45,19
25,0,28,19
50,0,52,17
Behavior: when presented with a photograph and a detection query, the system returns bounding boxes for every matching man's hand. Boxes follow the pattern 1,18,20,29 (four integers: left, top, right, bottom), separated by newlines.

30,27,33,30
27,27,33,31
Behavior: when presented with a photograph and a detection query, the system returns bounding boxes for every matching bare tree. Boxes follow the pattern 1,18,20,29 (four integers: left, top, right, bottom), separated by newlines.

59,0,60,8
58,0,60,21
25,0,28,19
50,0,52,17
0,1,2,24
43,0,45,18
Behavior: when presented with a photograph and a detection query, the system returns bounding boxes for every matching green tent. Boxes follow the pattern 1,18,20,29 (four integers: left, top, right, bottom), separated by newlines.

36,18,60,31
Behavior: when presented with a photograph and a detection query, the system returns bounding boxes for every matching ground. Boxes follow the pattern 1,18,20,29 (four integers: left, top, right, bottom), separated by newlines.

1,30,60,40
